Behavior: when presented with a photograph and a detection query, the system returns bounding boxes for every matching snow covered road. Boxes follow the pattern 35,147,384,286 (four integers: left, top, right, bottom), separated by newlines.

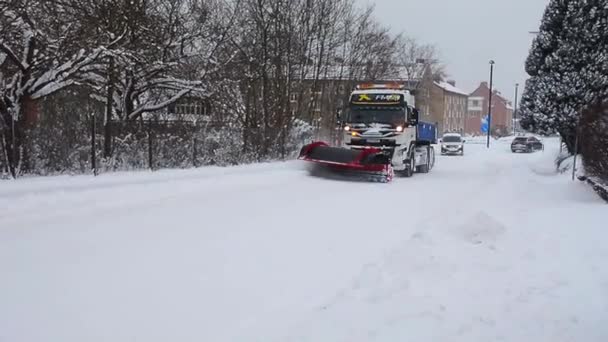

1,138,607,342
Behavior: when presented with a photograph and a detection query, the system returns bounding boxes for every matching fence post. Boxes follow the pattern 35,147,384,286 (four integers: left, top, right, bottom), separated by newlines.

192,136,198,168
10,114,17,178
192,121,198,168
91,112,97,176
148,121,154,171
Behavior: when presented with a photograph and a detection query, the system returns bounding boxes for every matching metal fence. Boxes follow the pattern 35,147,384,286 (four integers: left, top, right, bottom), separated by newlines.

1,117,315,178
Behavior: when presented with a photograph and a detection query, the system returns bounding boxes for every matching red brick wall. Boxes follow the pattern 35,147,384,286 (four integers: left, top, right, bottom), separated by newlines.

465,110,482,135
469,83,512,135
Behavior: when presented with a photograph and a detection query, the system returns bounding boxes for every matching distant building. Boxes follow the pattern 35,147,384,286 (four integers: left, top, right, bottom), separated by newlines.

141,96,218,126
164,96,213,123
466,82,513,136
426,80,468,135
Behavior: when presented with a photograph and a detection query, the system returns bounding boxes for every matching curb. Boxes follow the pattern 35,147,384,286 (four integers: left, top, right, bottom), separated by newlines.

577,175,608,203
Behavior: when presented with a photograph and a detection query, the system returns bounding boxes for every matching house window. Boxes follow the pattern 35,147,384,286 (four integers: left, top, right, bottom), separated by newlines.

173,99,208,116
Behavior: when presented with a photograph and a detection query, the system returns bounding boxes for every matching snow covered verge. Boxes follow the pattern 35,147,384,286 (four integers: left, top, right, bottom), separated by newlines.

554,152,608,203
1,137,607,342
580,176,608,202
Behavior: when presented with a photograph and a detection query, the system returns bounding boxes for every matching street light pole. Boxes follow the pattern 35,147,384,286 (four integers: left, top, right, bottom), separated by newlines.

513,83,519,135
487,60,495,148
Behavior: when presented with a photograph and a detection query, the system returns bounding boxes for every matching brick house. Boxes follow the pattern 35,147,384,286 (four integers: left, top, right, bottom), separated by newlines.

466,82,513,136
426,80,468,135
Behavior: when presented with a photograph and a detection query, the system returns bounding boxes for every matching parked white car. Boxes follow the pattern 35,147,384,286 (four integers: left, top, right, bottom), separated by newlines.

440,133,465,156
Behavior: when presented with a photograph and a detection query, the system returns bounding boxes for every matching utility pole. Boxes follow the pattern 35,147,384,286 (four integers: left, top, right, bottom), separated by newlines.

513,83,519,135
487,60,495,148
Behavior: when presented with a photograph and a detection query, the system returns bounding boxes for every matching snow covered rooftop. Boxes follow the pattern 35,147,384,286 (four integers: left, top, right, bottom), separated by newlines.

300,65,425,82
434,81,469,96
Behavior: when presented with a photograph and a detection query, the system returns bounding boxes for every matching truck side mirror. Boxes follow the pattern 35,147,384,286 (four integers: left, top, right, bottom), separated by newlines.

411,108,419,124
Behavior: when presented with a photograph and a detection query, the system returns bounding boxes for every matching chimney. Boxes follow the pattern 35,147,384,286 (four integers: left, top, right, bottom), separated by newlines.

447,80,456,87
481,81,488,88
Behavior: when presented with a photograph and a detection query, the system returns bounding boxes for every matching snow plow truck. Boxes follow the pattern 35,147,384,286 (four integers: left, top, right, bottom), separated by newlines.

299,83,437,182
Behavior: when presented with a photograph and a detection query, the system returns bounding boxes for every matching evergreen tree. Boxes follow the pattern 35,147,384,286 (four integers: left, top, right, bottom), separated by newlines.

524,0,569,78
520,0,608,154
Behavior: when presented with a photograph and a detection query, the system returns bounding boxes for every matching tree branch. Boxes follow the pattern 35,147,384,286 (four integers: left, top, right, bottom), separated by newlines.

0,43,26,72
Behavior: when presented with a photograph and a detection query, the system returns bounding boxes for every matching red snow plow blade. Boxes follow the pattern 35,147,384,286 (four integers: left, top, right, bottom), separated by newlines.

298,142,394,182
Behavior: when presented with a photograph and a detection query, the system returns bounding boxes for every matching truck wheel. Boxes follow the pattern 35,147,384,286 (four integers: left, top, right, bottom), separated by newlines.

404,153,415,177
418,146,430,173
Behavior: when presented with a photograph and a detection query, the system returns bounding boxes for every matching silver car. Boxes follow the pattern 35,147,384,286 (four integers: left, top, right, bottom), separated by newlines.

440,134,465,156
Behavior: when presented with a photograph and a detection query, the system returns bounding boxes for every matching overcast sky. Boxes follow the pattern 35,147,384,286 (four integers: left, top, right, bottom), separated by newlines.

360,0,549,103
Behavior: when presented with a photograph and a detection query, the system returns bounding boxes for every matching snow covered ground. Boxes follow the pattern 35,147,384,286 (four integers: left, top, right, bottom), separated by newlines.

1,137,607,342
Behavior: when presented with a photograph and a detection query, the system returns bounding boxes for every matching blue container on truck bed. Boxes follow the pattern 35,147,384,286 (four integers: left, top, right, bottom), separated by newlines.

417,121,437,144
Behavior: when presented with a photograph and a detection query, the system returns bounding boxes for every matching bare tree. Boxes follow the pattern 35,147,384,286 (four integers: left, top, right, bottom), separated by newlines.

395,36,446,86
61,0,238,158
0,0,447,176
0,0,120,177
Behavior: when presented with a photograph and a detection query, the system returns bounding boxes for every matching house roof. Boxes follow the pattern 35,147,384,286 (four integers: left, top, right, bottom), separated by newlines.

493,91,513,110
434,81,469,96
300,64,427,83
471,82,514,109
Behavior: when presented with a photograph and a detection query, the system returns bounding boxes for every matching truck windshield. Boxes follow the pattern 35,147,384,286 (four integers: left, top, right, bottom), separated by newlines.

348,107,404,125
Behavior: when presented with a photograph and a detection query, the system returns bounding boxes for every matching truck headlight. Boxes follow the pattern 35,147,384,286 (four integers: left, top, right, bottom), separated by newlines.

344,126,350,131
396,125,403,132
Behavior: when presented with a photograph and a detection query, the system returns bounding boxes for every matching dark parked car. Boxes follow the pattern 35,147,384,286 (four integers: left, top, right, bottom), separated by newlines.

511,136,544,153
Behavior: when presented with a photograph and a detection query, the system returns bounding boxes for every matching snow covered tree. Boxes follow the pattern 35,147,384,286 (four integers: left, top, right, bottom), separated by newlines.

0,0,120,177
520,0,608,154
69,0,234,158
0,0,443,176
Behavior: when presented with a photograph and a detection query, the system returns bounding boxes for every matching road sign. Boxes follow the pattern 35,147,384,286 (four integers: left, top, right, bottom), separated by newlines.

481,115,489,133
